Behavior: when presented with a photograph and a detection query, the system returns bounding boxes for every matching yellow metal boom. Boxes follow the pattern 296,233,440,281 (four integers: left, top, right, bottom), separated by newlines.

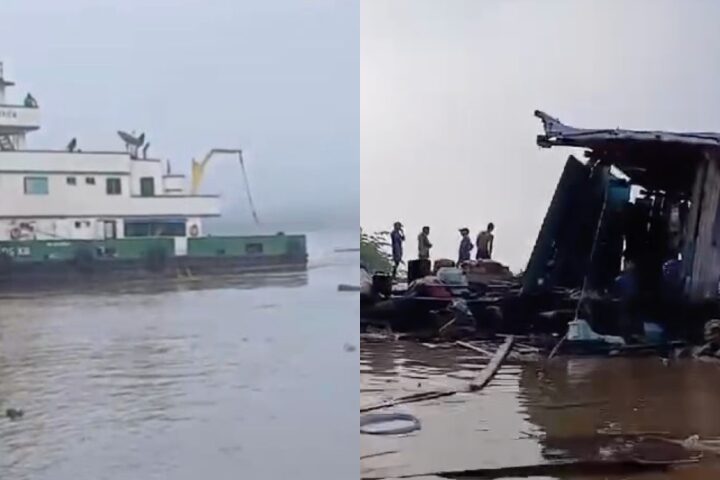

190,148,260,224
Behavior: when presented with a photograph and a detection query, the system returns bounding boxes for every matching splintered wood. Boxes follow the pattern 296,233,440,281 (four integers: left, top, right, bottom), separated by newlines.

468,335,514,391
360,336,515,412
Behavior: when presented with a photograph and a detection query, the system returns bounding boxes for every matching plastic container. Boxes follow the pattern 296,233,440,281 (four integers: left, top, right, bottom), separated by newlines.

372,273,393,296
567,319,625,345
643,322,664,343
436,267,468,286
407,259,431,284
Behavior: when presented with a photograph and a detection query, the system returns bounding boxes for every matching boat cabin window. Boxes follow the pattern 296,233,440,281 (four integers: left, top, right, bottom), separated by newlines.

66,176,77,186
140,177,155,197
246,243,264,254
24,176,48,195
124,220,186,237
85,177,96,185
106,178,122,195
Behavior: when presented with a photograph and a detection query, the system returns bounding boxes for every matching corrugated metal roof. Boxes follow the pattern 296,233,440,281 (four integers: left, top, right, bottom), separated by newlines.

535,110,720,149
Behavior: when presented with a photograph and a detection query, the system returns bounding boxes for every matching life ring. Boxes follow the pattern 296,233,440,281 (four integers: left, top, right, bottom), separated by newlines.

360,413,422,435
189,225,199,237
9,228,21,240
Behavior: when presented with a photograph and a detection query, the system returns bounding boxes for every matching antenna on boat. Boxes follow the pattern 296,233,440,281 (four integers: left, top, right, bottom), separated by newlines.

117,130,143,158
142,142,150,159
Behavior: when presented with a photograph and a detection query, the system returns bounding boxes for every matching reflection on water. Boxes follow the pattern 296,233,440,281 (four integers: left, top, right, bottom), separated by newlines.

0,271,309,299
361,341,720,479
0,230,358,480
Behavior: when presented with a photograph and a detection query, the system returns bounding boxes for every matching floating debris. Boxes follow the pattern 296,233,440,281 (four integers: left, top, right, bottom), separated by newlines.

338,284,361,292
5,408,24,420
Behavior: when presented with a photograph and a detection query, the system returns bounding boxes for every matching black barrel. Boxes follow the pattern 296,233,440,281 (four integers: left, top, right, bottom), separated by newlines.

407,259,431,284
372,273,393,297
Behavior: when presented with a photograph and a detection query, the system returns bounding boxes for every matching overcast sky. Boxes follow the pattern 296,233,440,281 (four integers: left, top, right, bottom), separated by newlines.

3,0,358,230
361,0,720,271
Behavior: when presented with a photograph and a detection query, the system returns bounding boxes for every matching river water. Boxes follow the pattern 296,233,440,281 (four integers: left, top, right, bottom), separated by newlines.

361,340,720,479
0,230,359,480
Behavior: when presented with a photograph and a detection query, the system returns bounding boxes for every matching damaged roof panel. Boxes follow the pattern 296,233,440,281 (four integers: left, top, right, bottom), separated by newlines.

535,110,720,149
534,111,720,193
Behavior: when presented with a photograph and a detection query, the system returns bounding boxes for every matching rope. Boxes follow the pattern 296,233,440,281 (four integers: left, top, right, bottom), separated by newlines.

238,151,260,225
574,177,611,320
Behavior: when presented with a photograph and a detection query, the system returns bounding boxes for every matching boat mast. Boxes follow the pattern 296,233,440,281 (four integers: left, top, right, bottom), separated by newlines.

0,63,12,104
0,62,40,151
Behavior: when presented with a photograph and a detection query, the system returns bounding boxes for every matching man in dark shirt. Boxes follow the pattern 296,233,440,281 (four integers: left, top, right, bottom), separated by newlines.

458,228,473,264
476,223,495,260
418,226,432,260
390,221,405,279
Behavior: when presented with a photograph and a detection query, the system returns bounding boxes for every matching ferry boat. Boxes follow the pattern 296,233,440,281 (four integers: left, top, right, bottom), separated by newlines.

0,63,307,287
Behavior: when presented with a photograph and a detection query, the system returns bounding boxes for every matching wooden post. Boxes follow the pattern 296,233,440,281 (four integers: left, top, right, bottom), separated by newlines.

685,149,720,301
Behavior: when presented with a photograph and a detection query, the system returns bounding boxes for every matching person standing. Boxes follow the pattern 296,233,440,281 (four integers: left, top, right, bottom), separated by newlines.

418,226,432,260
390,221,405,279
476,223,495,260
458,228,473,264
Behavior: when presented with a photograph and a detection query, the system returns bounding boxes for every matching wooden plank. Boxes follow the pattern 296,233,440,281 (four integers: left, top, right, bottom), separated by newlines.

361,457,697,480
687,150,720,301
360,337,515,412
682,156,706,288
360,390,456,413
469,335,514,391
455,341,494,358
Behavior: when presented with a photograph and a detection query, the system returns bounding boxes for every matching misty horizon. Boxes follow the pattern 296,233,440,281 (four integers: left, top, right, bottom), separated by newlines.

3,0,358,233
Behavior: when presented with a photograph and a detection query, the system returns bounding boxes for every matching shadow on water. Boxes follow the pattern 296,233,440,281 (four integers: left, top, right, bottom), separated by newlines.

0,271,309,300
361,341,720,479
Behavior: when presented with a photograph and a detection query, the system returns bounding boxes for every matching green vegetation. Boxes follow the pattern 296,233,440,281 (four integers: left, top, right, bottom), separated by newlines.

360,229,394,273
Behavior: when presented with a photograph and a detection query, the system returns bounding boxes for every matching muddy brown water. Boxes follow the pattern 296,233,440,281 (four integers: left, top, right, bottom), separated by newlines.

0,230,358,480
361,340,720,479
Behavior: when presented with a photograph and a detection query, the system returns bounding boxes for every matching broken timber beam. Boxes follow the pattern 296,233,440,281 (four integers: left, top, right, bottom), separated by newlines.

360,336,515,412
470,335,514,391
685,149,720,301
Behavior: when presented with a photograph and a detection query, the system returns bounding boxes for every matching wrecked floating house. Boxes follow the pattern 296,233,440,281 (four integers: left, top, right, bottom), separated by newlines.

525,110,720,305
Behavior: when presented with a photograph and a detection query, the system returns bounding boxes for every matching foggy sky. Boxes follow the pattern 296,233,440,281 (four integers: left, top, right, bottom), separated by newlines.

361,0,720,271
3,0,358,230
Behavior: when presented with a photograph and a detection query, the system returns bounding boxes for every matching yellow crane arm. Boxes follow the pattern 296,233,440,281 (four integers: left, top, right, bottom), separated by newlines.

190,148,243,195
189,148,260,224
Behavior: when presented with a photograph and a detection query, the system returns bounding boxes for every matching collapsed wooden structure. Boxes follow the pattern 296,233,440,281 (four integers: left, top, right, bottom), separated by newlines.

362,112,720,339
526,111,720,305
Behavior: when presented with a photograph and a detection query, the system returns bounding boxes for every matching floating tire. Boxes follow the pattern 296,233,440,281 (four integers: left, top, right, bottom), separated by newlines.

360,413,421,435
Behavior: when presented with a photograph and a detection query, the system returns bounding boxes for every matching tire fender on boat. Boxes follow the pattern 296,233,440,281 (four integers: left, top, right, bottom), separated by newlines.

9,227,21,240
189,224,199,237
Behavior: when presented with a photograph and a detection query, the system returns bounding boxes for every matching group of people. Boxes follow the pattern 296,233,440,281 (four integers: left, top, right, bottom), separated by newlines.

389,222,496,278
